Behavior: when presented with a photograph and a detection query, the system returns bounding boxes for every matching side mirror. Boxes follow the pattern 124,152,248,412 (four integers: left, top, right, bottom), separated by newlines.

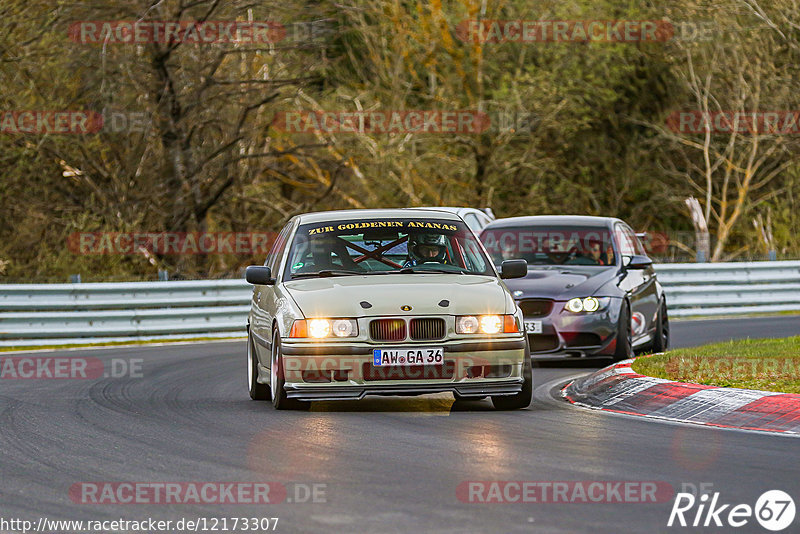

500,259,527,279
625,255,652,270
245,265,274,285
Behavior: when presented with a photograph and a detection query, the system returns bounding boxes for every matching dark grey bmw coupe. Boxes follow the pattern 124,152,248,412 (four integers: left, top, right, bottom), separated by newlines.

479,215,669,362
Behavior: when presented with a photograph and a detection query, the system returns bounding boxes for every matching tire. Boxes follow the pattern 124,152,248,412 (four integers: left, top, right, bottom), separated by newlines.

492,342,533,410
270,329,310,411
612,301,633,362
248,328,270,401
651,301,670,353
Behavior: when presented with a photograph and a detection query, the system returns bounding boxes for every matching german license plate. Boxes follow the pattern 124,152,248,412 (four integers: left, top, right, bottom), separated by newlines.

373,347,444,367
524,320,543,334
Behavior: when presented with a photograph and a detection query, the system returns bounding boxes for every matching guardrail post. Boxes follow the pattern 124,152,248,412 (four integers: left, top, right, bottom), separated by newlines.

158,269,169,281
69,274,81,283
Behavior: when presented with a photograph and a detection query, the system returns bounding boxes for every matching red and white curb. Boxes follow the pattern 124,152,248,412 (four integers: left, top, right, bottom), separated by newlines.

561,359,800,435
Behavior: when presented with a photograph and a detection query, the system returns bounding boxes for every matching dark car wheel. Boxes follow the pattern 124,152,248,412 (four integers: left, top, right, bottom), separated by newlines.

248,328,270,401
271,329,310,411
492,341,533,410
651,301,670,353
612,302,633,362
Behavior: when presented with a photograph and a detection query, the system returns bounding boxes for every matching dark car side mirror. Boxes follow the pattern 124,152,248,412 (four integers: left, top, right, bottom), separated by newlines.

500,259,528,279
245,266,274,285
624,255,652,270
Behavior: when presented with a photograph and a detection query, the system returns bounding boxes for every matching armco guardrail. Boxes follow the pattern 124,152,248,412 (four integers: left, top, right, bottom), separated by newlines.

656,261,800,317
0,261,799,347
0,280,252,347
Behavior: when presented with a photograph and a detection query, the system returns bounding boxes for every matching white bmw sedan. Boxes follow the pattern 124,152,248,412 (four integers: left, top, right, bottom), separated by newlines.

245,209,531,410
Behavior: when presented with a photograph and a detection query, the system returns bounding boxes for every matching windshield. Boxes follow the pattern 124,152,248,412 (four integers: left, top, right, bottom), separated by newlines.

480,225,616,267
283,217,494,279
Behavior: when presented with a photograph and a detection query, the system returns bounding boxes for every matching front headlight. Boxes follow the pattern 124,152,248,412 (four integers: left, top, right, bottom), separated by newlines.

456,315,519,334
564,297,610,313
289,318,359,338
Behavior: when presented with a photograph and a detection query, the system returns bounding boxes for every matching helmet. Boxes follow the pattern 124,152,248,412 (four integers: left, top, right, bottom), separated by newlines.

409,233,448,263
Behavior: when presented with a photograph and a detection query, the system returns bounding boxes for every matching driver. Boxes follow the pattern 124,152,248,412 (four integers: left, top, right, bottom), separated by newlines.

405,233,449,266
586,239,613,266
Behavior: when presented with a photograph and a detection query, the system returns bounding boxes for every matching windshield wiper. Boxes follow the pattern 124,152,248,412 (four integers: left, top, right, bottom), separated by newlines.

394,267,468,274
291,269,367,279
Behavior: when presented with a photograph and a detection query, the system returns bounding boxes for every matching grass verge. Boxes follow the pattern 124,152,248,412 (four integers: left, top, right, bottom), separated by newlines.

632,336,800,394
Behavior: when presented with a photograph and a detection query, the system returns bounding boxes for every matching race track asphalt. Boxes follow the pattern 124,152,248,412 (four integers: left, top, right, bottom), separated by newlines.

1,315,798,533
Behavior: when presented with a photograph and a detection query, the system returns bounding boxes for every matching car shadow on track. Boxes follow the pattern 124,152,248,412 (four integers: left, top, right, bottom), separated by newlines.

310,394,496,413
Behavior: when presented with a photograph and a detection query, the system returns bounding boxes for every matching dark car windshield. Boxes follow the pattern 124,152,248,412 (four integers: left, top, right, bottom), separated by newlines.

480,225,616,267
284,217,494,279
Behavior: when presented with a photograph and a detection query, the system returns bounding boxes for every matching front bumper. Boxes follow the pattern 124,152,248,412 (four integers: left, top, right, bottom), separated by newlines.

519,298,622,358
279,337,526,401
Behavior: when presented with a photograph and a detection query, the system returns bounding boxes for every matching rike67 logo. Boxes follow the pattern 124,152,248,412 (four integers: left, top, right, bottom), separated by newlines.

668,489,795,531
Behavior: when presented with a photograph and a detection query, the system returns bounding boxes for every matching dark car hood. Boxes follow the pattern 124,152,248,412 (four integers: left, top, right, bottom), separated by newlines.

502,266,621,300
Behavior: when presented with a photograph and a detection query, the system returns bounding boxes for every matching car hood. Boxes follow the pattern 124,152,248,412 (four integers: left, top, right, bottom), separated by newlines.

502,267,621,300
284,274,512,317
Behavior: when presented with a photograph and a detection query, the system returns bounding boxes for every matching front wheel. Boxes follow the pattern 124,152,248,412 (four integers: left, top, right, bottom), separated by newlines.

270,329,310,411
492,344,533,410
612,302,633,362
651,301,669,353
248,328,270,401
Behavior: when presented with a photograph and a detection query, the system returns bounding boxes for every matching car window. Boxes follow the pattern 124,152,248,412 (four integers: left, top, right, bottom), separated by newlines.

283,217,495,279
627,226,648,255
463,213,482,232
616,224,641,257
481,225,615,267
266,222,293,274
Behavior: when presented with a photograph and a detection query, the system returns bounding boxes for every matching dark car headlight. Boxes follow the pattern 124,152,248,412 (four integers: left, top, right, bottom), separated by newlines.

564,297,611,313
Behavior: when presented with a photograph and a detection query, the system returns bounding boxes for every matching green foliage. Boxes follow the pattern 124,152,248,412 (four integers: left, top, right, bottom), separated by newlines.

633,335,800,394
0,0,798,281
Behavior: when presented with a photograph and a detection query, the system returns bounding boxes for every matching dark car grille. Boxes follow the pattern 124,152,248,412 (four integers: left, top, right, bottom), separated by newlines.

370,319,406,342
409,318,446,341
519,299,553,318
362,361,455,381
565,333,603,347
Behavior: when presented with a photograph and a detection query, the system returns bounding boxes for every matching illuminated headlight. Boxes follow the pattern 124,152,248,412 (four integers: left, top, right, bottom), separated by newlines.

564,297,610,313
457,315,519,334
290,318,359,338
480,315,503,334
308,319,331,338
582,297,600,312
